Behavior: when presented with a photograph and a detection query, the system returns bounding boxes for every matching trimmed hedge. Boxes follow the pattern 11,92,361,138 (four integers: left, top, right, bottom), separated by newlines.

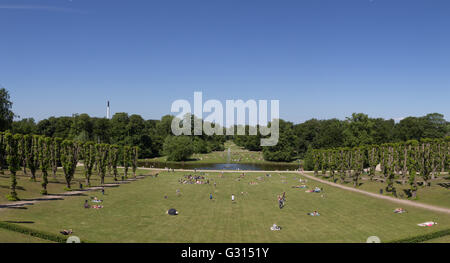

0,221,68,243
389,228,450,243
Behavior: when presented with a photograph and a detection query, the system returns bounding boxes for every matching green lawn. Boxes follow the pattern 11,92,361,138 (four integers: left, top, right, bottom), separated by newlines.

0,228,54,243
305,172,450,209
141,141,298,165
1,170,449,243
424,235,450,243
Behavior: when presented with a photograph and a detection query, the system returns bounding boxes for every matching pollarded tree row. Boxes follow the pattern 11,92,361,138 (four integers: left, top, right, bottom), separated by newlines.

0,131,139,201
307,137,450,199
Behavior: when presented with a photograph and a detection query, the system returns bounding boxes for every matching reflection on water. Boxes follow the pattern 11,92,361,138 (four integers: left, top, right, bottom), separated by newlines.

139,161,299,171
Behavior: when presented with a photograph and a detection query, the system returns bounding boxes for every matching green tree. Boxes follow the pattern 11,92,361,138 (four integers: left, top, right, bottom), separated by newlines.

407,140,419,199
95,144,109,185
39,136,51,195
25,135,40,182
109,145,120,181
122,146,132,178
132,146,139,178
82,142,96,186
163,136,194,162
0,88,14,131
50,137,62,178
5,132,21,200
60,140,80,190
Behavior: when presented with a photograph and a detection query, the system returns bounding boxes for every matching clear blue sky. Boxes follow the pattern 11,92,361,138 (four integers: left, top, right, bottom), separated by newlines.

1,0,449,123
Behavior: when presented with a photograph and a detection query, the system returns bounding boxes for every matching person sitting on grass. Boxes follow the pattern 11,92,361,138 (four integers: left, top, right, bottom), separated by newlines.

270,224,281,231
60,229,73,235
84,200,90,209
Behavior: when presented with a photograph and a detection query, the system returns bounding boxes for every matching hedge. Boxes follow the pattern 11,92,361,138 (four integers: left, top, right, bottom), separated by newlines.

389,228,450,243
0,221,68,243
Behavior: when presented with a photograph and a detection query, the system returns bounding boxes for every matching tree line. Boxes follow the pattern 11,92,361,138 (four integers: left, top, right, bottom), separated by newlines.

303,137,450,199
234,113,449,162
0,131,139,201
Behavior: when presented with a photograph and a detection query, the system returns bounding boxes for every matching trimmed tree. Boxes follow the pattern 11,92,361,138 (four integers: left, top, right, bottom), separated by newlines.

39,136,51,195
82,141,96,186
25,135,40,182
122,146,131,179
50,137,62,179
132,146,139,178
95,144,109,185
60,140,80,190
5,132,21,201
109,145,120,181
407,140,419,199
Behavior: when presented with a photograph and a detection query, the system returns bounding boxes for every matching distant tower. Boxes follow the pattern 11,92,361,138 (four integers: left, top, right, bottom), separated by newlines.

106,101,111,119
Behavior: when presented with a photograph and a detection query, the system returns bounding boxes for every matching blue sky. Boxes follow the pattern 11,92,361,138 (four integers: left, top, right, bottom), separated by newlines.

1,0,449,123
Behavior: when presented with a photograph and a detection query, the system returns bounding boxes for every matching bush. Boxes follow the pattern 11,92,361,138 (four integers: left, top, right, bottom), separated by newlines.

163,136,194,161
0,221,67,243
389,229,450,243
5,194,20,201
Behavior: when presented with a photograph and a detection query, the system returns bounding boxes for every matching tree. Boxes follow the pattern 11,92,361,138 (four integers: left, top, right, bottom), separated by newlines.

82,142,96,186
5,132,21,200
12,118,37,135
368,145,379,181
109,145,120,181
0,88,14,131
95,144,109,185
0,132,5,174
262,119,297,162
50,137,62,178
131,146,139,178
163,136,194,162
18,134,28,175
25,135,40,182
39,136,51,195
122,146,132,178
351,147,364,187
60,140,80,190
407,140,419,199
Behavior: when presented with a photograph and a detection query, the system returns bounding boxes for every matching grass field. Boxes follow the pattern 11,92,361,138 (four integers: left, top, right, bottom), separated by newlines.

305,172,450,209
141,141,298,165
1,169,449,243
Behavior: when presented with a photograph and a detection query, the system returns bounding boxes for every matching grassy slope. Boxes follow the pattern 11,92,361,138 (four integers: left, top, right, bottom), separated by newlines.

1,170,449,243
142,141,298,165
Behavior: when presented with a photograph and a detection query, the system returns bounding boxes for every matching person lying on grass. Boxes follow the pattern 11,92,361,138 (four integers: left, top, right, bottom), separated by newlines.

60,229,73,235
394,208,407,213
307,211,320,216
91,197,103,203
92,205,103,209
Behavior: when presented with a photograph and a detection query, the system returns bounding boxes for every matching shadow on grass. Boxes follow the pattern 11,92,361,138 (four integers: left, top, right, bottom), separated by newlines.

0,203,34,209
0,185,26,191
4,221,35,224
21,197,64,202
437,183,450,189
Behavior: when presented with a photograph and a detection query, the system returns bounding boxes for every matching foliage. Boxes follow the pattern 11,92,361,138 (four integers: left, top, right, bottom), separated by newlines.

163,136,194,162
